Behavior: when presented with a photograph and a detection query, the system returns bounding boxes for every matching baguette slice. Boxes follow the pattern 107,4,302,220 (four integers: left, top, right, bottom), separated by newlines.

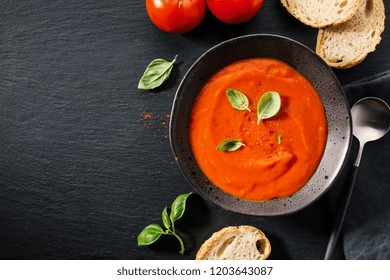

280,0,360,28
316,0,385,69
196,225,271,260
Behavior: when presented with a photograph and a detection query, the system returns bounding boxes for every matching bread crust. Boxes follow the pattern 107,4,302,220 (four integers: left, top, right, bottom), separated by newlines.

316,0,385,69
280,0,360,28
196,225,271,260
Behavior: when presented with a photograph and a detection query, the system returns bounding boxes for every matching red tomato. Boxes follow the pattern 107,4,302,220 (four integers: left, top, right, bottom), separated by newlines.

206,0,264,24
146,0,207,33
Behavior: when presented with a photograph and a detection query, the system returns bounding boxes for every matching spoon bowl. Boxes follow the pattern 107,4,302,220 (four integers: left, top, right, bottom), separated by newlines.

352,97,390,145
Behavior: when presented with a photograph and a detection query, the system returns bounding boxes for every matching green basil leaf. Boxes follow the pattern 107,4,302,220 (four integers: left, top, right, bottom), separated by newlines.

162,207,171,230
216,139,245,152
257,91,281,124
226,88,251,111
137,224,165,246
138,55,177,90
170,192,192,223
277,134,282,144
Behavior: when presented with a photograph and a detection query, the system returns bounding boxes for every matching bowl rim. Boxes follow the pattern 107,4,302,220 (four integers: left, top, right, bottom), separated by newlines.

169,34,352,216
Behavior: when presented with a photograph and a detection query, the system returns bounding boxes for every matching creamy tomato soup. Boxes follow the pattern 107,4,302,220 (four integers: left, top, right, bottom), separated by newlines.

189,58,327,201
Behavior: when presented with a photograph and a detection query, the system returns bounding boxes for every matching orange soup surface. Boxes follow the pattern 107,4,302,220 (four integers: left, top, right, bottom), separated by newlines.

189,58,327,201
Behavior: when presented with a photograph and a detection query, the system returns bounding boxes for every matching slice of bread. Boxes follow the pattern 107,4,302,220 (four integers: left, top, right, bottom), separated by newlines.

195,225,271,260
280,0,360,28
316,0,385,69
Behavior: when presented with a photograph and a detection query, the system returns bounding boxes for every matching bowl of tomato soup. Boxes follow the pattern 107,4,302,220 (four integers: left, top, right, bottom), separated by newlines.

170,34,351,215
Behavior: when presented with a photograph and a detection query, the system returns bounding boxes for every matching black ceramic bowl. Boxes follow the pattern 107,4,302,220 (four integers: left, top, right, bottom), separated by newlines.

169,34,352,216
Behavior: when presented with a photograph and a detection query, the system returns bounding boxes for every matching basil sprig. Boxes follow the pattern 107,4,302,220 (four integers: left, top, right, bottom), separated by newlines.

226,88,251,111
138,55,177,90
137,192,192,255
257,91,281,124
217,139,245,152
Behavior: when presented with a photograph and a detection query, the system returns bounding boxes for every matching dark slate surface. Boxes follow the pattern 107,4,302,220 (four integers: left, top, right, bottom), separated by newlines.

0,0,389,260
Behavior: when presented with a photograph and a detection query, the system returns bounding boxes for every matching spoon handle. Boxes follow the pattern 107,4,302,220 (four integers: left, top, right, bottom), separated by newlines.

324,164,359,260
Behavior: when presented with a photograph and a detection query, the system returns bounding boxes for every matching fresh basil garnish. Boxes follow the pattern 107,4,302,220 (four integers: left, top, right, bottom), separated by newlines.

137,192,192,255
257,91,281,124
138,55,177,90
170,193,191,225
277,134,283,144
216,139,245,152
162,207,171,230
226,88,251,111
137,224,165,246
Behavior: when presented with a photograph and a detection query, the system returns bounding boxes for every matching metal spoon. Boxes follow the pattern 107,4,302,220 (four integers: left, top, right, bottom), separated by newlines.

324,97,390,260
